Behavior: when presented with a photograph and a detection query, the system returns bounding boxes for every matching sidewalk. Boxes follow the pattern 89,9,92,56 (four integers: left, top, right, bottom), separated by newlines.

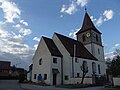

20,83,104,90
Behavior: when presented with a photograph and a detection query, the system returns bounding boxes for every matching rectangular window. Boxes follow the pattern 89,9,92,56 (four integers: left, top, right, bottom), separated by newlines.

77,73,80,77
44,74,47,80
39,58,42,65
34,74,37,79
75,58,79,63
98,64,101,74
65,75,69,80
98,48,100,54
53,58,57,63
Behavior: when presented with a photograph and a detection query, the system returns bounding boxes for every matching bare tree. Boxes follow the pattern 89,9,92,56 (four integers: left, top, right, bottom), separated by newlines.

80,61,88,84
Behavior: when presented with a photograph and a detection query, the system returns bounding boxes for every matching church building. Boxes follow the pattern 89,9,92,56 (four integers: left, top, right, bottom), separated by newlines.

31,11,106,85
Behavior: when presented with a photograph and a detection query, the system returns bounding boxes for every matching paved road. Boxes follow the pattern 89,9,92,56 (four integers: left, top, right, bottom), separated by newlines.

1,80,117,90
0,80,23,90
21,84,104,90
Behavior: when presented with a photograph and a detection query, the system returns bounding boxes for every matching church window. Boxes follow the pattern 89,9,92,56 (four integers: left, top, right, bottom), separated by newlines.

98,64,101,74
39,58,42,65
34,74,37,79
65,75,69,80
82,34,86,42
77,73,80,77
83,61,87,66
44,74,47,80
98,48,100,54
82,61,88,70
96,35,98,42
53,58,57,63
92,62,96,74
75,58,78,63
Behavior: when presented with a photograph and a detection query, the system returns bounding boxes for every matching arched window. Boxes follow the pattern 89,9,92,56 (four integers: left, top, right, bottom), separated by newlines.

39,58,42,65
82,34,86,42
98,48,100,54
98,64,101,74
83,61,87,70
96,35,98,42
92,62,96,74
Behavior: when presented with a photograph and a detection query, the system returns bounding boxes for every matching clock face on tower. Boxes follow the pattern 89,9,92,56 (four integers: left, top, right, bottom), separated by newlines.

86,33,90,37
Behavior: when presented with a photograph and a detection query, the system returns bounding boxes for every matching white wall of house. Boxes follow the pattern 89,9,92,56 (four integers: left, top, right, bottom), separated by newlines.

32,37,51,84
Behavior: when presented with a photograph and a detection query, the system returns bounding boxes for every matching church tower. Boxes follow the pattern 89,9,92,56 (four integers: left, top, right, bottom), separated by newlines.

76,11,104,61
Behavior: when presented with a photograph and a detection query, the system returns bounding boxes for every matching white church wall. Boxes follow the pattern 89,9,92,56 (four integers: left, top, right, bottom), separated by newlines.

73,58,106,77
51,56,62,85
52,34,72,84
32,37,51,84
84,44,92,54
93,44,104,61
113,77,120,86
70,78,92,84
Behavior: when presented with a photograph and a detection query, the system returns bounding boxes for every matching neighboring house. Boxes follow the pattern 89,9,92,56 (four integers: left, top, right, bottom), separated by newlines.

10,67,27,78
27,64,33,81
31,12,107,85
0,61,11,77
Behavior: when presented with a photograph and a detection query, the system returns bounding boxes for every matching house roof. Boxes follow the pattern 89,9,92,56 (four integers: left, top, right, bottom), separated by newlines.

42,36,63,57
0,61,11,70
76,12,101,35
55,33,97,60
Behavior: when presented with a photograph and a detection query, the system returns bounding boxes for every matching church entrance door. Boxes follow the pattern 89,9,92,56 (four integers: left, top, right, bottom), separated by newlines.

53,74,57,85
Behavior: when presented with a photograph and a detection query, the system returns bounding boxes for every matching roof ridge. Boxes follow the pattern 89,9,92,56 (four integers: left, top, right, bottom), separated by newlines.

54,32,77,42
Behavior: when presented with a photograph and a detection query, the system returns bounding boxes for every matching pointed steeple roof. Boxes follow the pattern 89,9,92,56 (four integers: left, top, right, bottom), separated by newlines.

76,12,101,35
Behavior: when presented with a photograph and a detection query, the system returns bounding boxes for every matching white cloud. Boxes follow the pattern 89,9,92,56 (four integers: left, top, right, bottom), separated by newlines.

96,16,103,26
0,0,34,69
105,51,115,60
13,24,32,36
60,3,77,15
33,37,40,42
14,24,21,28
76,0,88,7
103,10,114,21
90,16,96,22
33,44,38,50
60,0,88,15
19,28,32,36
20,20,28,26
60,15,63,18
96,9,114,27
115,44,120,47
105,43,120,60
69,28,80,39
0,0,21,23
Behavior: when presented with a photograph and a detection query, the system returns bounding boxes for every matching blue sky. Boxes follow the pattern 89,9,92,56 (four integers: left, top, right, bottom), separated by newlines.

0,0,120,69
